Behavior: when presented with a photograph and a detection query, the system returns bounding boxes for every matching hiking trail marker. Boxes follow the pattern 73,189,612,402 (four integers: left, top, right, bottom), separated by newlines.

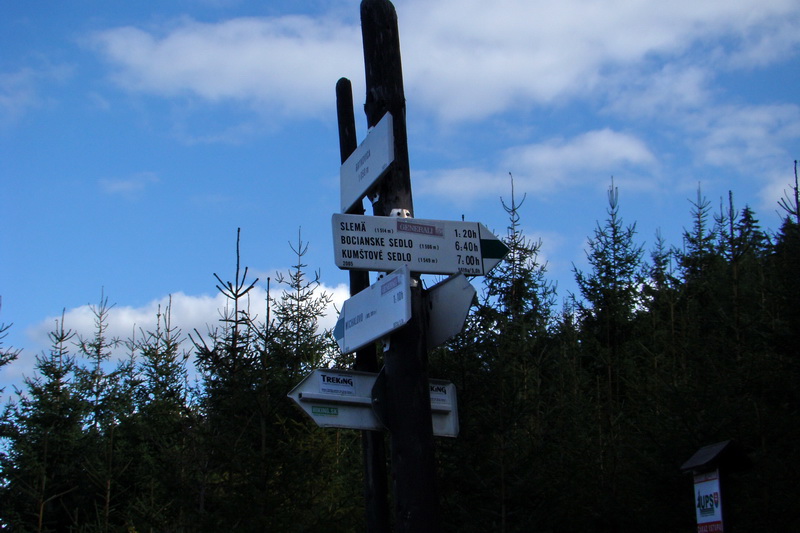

287,369,383,431
333,265,411,354
340,112,394,213
333,213,509,275
288,368,459,437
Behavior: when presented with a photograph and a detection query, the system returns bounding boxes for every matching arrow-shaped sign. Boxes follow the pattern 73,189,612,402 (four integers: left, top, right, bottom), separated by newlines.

287,369,383,431
340,112,394,213
333,265,411,354
287,368,459,437
425,273,476,349
332,213,509,276
370,368,459,438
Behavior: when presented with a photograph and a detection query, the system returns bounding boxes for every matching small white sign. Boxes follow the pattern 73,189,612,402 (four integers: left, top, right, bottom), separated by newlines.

287,369,459,437
333,265,411,354
287,369,383,432
428,379,459,437
340,112,394,213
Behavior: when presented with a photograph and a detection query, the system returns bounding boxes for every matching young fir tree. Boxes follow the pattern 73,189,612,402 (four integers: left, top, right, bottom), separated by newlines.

570,178,645,529
716,194,772,358
573,179,644,404
192,229,361,532
191,229,264,530
0,313,89,531
770,160,800,359
72,295,138,533
673,187,731,367
118,300,196,531
434,175,556,532
0,301,20,373
639,229,682,372
754,161,800,532
259,230,362,532
673,191,771,443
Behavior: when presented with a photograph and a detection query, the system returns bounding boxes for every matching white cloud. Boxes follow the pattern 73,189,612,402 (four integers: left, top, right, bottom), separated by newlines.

99,171,160,197
660,102,800,213
760,165,800,216
400,0,800,121
601,69,800,209
503,129,657,192
604,64,713,118
416,129,656,204
0,68,40,124
0,64,71,125
23,292,228,359
87,0,800,124
695,104,800,169
722,14,800,68
91,16,363,118
5,280,350,385
415,168,508,206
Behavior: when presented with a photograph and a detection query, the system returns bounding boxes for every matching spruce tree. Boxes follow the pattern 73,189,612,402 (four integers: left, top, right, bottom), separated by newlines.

192,229,361,531
0,313,89,531
571,178,645,528
73,295,137,532
119,300,196,531
573,179,644,403
0,304,20,372
191,229,264,530
260,230,361,532
434,175,556,532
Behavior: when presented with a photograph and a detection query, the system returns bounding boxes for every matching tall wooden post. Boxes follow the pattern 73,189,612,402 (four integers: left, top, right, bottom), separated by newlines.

336,77,391,533
360,1,440,531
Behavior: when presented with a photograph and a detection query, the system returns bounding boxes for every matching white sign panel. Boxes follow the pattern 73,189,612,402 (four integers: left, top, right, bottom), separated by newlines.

288,369,459,437
425,273,475,349
694,470,724,533
340,112,394,213
333,265,411,354
428,379,459,438
332,213,509,276
287,369,384,431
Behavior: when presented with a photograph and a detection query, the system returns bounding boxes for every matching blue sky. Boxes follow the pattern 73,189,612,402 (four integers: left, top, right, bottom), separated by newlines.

2,0,799,387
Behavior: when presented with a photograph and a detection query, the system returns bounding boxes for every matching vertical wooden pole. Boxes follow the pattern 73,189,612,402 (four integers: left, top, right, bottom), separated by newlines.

360,1,440,531
336,77,391,533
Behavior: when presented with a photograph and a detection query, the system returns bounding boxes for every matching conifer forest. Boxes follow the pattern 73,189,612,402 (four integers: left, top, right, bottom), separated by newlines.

1,169,799,532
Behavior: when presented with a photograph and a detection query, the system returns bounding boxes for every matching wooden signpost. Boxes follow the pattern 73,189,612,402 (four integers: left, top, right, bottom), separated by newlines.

289,1,509,531
336,76,390,533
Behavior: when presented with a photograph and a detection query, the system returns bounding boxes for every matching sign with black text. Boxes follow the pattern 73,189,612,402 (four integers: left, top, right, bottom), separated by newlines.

332,213,508,275
287,369,384,431
340,112,394,213
333,265,411,354
288,369,459,437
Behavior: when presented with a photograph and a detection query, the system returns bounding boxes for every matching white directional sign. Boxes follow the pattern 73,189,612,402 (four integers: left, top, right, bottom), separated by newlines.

287,369,383,431
340,112,394,213
332,213,509,275
425,273,475,349
287,368,459,437
428,379,460,438
333,265,411,354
